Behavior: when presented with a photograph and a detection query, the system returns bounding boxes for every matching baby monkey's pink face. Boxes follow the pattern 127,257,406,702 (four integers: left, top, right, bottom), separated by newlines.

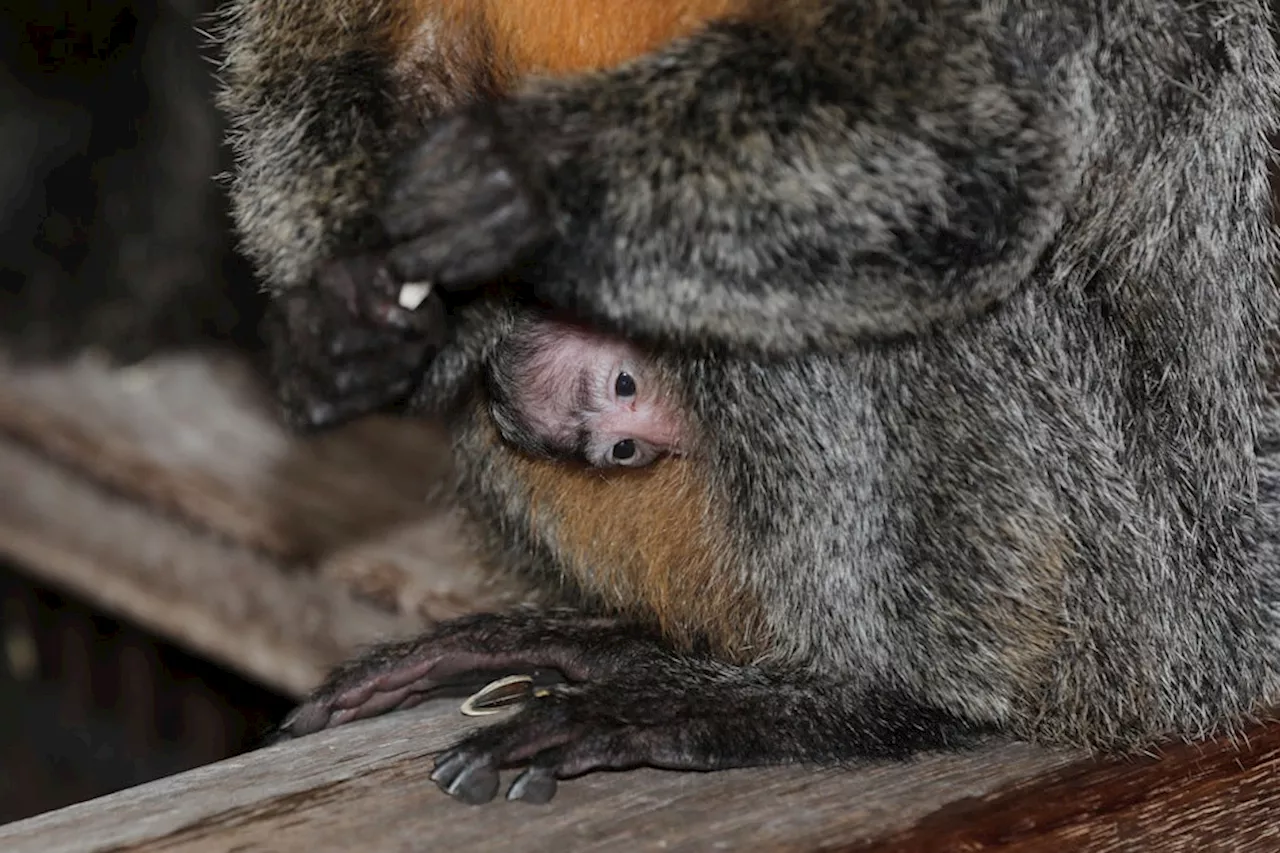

505,322,683,468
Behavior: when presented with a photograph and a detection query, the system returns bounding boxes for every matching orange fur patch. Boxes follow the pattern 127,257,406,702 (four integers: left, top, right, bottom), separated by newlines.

394,0,744,77
507,449,765,660
486,0,742,75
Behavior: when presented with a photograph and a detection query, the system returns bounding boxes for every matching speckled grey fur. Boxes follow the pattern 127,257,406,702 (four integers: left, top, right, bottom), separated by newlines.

219,0,1280,786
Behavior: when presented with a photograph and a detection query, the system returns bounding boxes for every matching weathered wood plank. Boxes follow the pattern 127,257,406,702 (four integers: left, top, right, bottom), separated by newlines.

0,351,532,696
0,437,416,696
3,696,1278,852
848,721,1280,852
0,702,1080,853
0,351,451,560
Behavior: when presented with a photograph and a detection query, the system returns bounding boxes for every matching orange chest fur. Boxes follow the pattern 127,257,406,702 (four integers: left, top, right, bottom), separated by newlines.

489,0,740,73
420,0,742,75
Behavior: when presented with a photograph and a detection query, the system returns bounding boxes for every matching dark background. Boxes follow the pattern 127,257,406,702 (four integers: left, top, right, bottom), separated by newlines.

0,1,285,824
0,0,263,360
0,564,290,825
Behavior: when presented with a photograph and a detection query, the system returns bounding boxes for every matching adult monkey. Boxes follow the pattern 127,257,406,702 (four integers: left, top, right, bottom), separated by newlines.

216,0,1280,805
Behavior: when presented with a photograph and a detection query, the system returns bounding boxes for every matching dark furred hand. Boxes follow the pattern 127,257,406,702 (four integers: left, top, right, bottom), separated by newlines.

274,610,983,805
266,253,447,431
380,106,557,294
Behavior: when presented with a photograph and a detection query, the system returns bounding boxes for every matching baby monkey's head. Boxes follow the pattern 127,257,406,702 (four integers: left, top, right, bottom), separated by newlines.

487,317,683,468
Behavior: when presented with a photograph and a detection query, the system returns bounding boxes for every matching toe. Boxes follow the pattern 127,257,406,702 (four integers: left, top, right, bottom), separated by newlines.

431,750,501,805
279,701,333,737
506,763,558,805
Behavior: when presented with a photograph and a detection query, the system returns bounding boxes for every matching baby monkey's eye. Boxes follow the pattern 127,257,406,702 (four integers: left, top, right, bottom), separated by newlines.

615,371,636,398
611,439,637,462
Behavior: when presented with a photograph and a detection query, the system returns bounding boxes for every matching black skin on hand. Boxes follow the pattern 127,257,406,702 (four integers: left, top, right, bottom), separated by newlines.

272,610,984,806
380,105,556,295
270,104,553,432
267,253,447,430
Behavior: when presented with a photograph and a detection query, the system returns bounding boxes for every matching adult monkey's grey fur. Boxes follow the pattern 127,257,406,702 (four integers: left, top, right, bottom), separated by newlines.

216,0,1280,805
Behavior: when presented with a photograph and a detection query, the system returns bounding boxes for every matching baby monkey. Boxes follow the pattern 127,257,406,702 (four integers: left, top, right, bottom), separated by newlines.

485,316,684,468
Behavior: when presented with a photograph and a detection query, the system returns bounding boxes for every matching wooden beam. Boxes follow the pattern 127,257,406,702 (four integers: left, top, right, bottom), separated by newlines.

1,701,1279,851
0,702,1080,853
0,351,532,697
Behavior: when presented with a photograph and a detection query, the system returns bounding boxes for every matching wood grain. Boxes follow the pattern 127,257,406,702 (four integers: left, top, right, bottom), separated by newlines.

0,351,458,562
0,437,417,695
0,702,1079,853
0,351,532,696
845,723,1280,852
3,697,1278,852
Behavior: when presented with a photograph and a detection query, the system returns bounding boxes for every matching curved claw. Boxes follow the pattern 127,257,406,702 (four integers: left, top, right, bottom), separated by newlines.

430,749,501,805
506,762,559,805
